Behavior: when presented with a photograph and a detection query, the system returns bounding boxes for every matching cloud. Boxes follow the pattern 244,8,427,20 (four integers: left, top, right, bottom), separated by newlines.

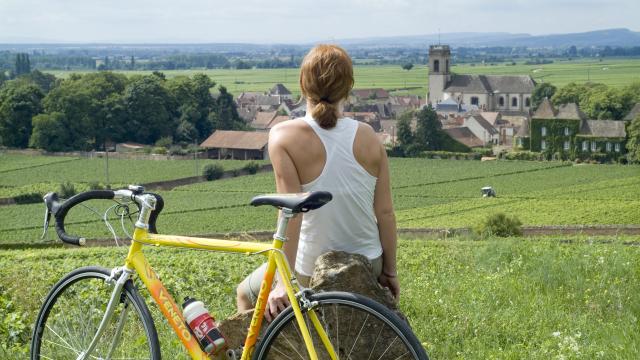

0,0,637,43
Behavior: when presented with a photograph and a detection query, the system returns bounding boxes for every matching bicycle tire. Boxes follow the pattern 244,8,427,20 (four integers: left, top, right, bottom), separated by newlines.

253,291,428,360
30,266,161,360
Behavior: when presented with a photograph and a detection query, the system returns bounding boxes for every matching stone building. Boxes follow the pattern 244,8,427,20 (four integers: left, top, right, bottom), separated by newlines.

427,45,536,114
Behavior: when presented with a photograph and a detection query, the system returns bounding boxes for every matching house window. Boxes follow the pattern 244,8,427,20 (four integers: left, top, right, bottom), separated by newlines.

615,143,620,152
525,97,531,107
591,141,597,152
564,141,570,150
516,138,522,146
499,97,505,107
471,96,479,106
606,142,612,152
541,140,547,150
541,126,547,136
512,97,518,107
582,141,588,151
564,127,570,136
433,59,440,73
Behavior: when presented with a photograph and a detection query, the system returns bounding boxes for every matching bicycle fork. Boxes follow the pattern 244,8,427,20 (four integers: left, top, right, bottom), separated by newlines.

76,266,134,360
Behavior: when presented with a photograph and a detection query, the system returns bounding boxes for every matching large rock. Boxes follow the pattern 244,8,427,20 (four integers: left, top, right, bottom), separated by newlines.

216,251,407,358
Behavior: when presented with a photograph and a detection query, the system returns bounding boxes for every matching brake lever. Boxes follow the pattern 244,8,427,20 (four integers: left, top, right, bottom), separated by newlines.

41,206,51,239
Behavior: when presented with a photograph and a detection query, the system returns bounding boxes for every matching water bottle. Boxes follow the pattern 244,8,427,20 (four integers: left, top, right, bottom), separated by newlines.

182,297,227,356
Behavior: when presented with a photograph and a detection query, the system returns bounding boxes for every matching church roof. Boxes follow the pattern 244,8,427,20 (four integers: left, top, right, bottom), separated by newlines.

444,75,536,94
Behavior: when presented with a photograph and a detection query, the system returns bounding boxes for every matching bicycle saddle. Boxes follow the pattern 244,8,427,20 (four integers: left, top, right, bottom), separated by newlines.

250,191,332,213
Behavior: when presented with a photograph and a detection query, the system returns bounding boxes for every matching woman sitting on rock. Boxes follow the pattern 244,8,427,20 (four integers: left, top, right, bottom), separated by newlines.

237,44,399,321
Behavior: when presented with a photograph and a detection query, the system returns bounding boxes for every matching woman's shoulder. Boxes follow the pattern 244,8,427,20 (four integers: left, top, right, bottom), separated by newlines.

269,117,312,143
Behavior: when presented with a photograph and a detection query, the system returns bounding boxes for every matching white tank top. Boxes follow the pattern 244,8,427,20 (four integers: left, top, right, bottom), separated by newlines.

296,114,382,276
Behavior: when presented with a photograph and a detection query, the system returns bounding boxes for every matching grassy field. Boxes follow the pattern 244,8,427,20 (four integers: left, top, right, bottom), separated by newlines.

1,157,638,246
1,236,638,358
44,58,640,97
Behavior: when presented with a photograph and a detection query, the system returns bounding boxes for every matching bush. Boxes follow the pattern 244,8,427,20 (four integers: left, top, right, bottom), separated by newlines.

203,164,224,181
243,161,261,175
474,213,523,238
155,136,173,148
13,192,43,205
152,146,167,155
59,181,77,198
87,181,104,190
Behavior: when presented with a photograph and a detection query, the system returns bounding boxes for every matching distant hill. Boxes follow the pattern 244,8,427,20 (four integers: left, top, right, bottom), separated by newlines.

337,28,640,48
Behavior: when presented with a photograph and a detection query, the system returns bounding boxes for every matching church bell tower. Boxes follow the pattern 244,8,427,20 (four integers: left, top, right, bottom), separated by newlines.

427,45,451,105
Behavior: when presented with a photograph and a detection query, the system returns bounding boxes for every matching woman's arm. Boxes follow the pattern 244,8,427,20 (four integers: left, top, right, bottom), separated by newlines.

373,142,400,300
264,124,302,321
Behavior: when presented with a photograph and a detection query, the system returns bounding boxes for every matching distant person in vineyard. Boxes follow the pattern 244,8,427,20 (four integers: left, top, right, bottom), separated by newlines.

237,44,399,321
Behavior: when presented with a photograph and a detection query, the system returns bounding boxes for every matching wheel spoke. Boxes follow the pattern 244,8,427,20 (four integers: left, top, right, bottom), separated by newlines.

257,295,426,360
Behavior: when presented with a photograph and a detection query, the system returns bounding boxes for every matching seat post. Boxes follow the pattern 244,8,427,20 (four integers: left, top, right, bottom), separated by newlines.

273,208,294,244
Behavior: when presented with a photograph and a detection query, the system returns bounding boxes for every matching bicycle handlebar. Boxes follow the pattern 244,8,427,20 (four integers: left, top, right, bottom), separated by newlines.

43,188,164,246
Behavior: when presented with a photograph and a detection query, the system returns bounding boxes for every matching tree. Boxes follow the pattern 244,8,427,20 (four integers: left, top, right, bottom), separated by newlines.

580,87,633,120
414,105,441,151
567,45,578,58
213,86,243,131
123,75,174,144
531,83,557,110
166,74,217,141
402,63,414,71
0,81,43,148
43,71,128,150
396,110,414,147
552,82,606,107
20,70,58,94
626,115,640,163
29,112,72,151
14,53,31,76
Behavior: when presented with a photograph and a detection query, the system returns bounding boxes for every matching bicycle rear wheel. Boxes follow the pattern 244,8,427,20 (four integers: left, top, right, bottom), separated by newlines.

253,291,428,360
30,266,160,360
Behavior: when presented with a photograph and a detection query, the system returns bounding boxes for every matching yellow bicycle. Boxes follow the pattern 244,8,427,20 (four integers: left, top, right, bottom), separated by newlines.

30,185,428,360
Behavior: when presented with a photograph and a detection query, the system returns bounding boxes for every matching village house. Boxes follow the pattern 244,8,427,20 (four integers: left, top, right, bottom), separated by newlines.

624,103,640,121
350,88,390,103
427,45,535,115
442,127,484,148
200,130,269,160
388,95,424,117
269,83,293,101
343,111,382,132
515,99,627,157
463,114,499,145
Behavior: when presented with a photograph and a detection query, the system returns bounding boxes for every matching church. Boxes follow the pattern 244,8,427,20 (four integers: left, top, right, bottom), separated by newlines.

427,45,536,114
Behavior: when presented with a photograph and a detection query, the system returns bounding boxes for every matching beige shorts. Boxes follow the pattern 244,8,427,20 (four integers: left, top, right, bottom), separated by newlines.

237,255,383,305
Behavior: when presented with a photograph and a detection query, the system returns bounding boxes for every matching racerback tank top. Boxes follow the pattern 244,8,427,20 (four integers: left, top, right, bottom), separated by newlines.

296,114,382,276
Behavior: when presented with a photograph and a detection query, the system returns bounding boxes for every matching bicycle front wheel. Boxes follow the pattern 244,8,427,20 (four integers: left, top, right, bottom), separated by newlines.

253,291,428,360
30,266,160,360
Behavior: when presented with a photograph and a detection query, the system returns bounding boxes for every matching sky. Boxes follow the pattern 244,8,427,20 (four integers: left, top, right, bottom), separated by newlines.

0,0,637,44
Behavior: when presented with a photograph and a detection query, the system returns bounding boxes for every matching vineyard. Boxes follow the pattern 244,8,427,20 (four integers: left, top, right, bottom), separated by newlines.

1,236,639,358
0,154,265,198
1,158,639,246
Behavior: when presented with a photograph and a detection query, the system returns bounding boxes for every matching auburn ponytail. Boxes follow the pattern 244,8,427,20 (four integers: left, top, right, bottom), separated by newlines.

300,45,354,129
311,100,338,129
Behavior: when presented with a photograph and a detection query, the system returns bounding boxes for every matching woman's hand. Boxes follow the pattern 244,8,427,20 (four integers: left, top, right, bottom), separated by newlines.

378,273,400,301
265,282,290,322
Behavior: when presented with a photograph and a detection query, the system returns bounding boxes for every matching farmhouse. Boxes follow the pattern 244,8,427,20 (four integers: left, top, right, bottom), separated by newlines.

516,98,627,157
463,114,499,145
427,45,535,114
200,130,269,160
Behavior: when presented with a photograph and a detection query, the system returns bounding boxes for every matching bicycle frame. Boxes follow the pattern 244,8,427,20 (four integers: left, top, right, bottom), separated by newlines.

94,208,338,360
